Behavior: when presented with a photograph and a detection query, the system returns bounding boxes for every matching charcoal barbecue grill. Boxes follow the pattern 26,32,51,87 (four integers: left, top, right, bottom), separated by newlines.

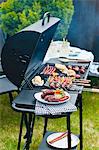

1,13,90,150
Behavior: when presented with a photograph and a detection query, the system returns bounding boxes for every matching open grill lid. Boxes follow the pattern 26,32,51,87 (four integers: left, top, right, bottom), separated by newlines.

1,13,60,87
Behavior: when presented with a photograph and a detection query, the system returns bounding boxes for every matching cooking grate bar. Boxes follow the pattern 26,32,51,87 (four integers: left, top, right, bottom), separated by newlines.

25,78,33,90
21,76,34,90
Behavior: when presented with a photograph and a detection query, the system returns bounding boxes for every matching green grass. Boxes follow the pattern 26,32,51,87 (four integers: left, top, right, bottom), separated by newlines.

0,92,99,150
88,76,99,88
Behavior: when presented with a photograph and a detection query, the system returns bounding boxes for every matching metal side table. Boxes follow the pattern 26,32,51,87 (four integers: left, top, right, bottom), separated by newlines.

0,75,18,103
12,89,79,150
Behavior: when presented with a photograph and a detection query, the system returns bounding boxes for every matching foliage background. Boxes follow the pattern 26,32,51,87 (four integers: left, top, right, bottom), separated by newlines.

0,0,74,40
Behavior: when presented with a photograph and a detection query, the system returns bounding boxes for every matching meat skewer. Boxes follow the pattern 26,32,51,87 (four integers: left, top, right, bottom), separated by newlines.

73,79,91,84
73,83,91,87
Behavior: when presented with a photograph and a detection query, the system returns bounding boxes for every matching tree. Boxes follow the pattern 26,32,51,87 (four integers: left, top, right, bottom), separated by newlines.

37,0,74,39
0,0,74,40
0,0,41,35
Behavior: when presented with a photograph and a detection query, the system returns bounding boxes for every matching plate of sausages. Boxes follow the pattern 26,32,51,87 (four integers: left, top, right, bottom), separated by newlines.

47,132,79,149
34,89,70,104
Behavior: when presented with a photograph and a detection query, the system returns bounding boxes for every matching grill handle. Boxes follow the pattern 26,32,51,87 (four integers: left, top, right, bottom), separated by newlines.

42,12,50,26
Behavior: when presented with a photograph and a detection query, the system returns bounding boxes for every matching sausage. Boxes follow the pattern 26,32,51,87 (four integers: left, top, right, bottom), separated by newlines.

41,90,54,99
59,96,69,101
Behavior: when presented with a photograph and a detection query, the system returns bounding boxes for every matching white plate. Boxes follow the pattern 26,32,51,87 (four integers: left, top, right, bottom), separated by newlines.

47,132,79,149
34,91,70,104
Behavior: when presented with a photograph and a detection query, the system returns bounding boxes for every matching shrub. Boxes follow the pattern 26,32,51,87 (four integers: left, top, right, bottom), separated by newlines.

0,0,41,35
0,0,74,40
38,0,74,39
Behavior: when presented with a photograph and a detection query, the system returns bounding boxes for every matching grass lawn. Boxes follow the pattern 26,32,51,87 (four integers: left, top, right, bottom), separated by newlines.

0,91,99,150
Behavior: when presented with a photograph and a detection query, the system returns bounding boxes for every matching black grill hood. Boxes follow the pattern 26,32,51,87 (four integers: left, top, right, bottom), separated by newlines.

1,13,60,87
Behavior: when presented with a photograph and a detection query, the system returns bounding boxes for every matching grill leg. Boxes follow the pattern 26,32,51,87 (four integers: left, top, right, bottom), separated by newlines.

30,114,35,142
67,113,71,150
25,113,35,150
79,94,83,150
25,113,31,150
24,114,29,139
43,117,48,137
17,113,24,150
8,92,13,104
